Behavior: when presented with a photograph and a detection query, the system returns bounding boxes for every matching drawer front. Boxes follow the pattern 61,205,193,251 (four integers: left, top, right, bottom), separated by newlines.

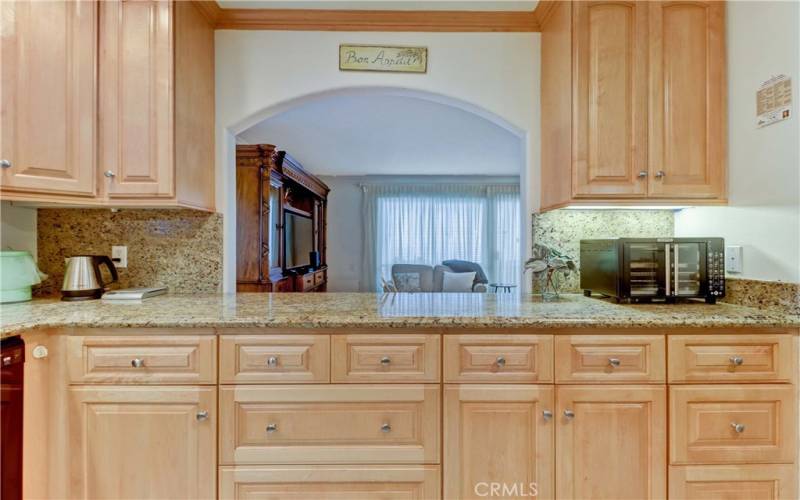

313,270,325,286
669,464,797,500
302,275,314,291
670,385,796,464
332,334,439,383
220,385,440,465
668,335,795,383
219,465,440,500
219,335,329,384
67,335,216,384
555,335,666,383
444,335,553,383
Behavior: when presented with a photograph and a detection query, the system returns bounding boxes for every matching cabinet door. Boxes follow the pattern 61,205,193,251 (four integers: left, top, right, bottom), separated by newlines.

444,385,554,500
573,1,648,197
556,385,666,499
99,0,174,198
648,1,725,199
69,386,216,499
0,0,96,196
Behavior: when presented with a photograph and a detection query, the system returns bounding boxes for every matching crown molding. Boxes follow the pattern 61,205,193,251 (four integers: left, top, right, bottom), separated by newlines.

205,2,543,32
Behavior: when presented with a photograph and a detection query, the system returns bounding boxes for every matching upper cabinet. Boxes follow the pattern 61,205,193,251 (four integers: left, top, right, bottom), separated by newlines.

0,0,97,197
540,0,726,210
0,0,215,211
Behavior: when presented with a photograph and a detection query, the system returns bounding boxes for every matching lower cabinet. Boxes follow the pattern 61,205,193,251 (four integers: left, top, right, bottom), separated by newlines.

669,464,797,500
443,385,555,500
219,465,441,500
556,386,667,500
68,386,216,499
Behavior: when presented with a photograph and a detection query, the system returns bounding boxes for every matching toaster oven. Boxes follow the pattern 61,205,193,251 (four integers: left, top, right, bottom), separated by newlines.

580,238,725,304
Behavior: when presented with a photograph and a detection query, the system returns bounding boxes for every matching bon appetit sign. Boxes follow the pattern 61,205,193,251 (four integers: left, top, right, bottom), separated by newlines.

339,45,428,74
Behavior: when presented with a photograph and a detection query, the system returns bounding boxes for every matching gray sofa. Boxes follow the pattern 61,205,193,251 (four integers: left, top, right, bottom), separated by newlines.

390,262,488,292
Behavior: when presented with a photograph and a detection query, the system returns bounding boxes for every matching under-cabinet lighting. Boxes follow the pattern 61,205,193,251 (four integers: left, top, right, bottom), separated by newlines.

561,205,689,211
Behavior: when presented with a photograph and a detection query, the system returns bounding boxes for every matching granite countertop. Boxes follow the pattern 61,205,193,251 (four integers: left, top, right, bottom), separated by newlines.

1,293,798,338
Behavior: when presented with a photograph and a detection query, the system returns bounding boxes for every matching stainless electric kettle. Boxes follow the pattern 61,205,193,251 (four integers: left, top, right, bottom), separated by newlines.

61,255,119,301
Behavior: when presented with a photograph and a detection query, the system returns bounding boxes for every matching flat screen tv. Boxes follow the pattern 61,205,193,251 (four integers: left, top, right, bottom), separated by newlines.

284,212,313,269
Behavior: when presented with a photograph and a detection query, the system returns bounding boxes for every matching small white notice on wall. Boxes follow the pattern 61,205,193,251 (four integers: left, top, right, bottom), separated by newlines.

757,74,792,128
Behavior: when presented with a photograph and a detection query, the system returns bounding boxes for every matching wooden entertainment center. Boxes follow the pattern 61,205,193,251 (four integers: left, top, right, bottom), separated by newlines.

236,144,329,292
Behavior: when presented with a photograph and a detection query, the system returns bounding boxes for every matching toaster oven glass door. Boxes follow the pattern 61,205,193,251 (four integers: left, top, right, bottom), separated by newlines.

671,243,705,296
626,242,667,297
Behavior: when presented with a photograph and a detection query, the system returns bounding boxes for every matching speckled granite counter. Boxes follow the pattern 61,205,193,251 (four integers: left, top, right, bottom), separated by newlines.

2,293,798,338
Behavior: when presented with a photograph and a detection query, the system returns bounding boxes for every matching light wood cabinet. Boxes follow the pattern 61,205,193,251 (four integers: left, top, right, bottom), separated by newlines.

556,385,667,499
219,335,330,384
540,1,726,209
219,465,441,500
332,334,440,383
1,0,215,210
443,334,553,383
669,464,797,500
443,385,554,500
0,0,97,197
68,385,216,499
554,335,665,383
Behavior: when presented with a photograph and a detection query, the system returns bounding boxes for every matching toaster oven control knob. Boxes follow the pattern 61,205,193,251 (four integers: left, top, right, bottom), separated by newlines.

729,356,744,366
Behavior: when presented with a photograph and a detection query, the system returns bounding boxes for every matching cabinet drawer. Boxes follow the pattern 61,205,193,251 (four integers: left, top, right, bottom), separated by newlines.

219,335,329,384
302,274,314,291
314,270,325,286
670,385,796,464
219,385,440,465
332,334,439,383
219,465,440,500
67,335,216,384
443,335,553,383
669,464,797,500
555,335,665,383
668,335,795,383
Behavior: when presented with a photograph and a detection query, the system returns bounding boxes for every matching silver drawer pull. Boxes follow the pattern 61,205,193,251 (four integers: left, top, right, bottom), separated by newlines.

381,423,391,433
266,423,278,434
103,170,116,178
196,410,209,422
0,159,11,169
563,409,575,419
608,358,621,367
131,358,144,368
731,422,745,433
267,356,278,367
729,356,744,366
542,410,553,421
495,356,506,367
380,356,391,365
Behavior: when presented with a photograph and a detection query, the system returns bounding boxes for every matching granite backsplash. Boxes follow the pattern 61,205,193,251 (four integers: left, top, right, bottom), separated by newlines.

531,209,675,293
36,209,222,295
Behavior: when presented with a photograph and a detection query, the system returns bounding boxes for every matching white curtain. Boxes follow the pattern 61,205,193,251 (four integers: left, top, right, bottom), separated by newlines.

361,183,520,291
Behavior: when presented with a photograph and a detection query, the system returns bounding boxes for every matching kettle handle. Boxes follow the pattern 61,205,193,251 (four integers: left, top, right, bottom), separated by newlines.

95,255,119,287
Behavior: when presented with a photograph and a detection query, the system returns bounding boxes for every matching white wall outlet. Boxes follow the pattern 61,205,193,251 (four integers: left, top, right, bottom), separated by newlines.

725,245,743,274
111,245,128,268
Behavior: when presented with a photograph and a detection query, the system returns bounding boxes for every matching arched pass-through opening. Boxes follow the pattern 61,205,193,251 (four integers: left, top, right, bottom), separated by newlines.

220,86,531,292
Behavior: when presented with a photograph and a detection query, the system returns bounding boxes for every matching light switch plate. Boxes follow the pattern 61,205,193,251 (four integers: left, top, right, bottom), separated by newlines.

112,245,128,268
725,245,743,273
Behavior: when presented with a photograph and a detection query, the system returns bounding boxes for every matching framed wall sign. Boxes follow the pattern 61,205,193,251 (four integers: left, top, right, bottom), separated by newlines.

339,45,428,74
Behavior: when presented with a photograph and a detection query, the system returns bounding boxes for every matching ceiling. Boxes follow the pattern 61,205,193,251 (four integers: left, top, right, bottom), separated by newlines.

237,94,523,177
217,1,539,11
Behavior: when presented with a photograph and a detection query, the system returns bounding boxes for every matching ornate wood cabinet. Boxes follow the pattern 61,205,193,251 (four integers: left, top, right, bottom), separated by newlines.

236,145,329,292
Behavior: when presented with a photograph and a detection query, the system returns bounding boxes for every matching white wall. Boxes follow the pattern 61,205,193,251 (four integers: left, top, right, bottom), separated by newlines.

0,202,37,257
674,0,800,283
216,30,540,292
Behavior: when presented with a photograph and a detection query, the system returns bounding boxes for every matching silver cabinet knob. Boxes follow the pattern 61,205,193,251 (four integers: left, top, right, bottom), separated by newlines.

542,410,553,421
381,423,391,433
0,159,11,169
266,423,278,433
731,422,746,433
196,410,209,422
608,358,621,367
495,356,506,367
380,356,391,365
654,170,666,179
637,170,648,178
104,170,116,178
563,409,575,419
729,356,744,366
266,356,278,367
131,358,144,368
